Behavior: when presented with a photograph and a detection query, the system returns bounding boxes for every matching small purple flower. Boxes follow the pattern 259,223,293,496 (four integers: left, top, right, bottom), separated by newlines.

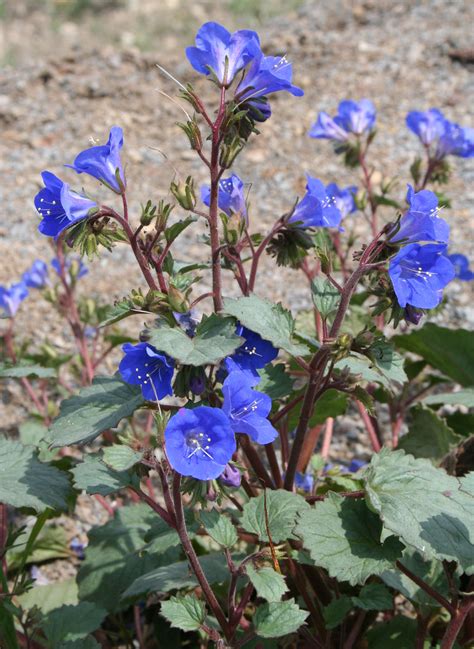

288,176,342,229
22,260,49,289
388,243,455,309
236,53,303,121
309,99,376,140
348,459,367,473
70,537,86,560
388,185,449,245
295,472,314,493
186,22,261,86
68,126,125,193
119,342,174,401
406,108,446,146
447,254,474,281
222,366,278,444
219,463,241,488
165,406,236,480
51,257,88,281
0,282,29,318
230,325,278,375
325,183,358,219
201,174,247,221
436,121,474,159
34,171,97,238
173,310,199,337
406,108,474,159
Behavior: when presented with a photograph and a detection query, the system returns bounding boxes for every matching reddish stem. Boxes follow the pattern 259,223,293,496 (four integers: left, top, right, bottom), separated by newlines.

355,400,381,452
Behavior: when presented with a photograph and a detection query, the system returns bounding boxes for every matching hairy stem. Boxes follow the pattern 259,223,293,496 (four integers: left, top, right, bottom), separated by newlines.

172,473,230,638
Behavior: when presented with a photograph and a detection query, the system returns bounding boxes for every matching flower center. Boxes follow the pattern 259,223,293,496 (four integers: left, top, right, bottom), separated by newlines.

186,431,214,460
243,345,262,357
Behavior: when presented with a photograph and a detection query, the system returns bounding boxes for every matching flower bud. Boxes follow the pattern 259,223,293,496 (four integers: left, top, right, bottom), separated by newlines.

170,176,196,211
404,305,423,325
167,285,189,313
218,463,241,488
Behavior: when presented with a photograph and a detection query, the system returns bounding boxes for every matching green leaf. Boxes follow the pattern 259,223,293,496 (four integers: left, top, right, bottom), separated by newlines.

257,364,295,400
364,449,474,573
123,552,229,598
72,454,136,496
0,362,56,379
445,412,474,438
7,526,70,570
366,616,417,649
0,439,71,512
311,277,340,319
381,549,450,607
336,346,406,391
200,509,238,548
98,300,149,328
48,377,144,448
148,314,242,366
253,599,308,638
247,565,288,602
102,445,144,471
19,420,57,462
288,389,348,430
18,579,78,614
42,602,106,646
223,295,309,356
352,583,392,610
322,596,352,629
165,216,196,244
398,405,461,461
77,504,177,613
241,490,310,543
295,493,403,586
423,388,474,407
394,324,474,386
160,594,206,631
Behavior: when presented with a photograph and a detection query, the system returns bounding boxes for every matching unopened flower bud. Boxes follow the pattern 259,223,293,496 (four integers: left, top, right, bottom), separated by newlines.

218,463,241,488
167,285,188,313
170,176,196,211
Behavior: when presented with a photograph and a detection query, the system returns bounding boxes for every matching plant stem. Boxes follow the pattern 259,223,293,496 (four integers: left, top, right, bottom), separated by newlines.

343,609,366,649
355,400,381,452
441,599,474,649
131,487,175,529
172,473,230,639
208,86,227,312
239,435,274,488
395,560,455,614
265,443,282,488
248,221,283,291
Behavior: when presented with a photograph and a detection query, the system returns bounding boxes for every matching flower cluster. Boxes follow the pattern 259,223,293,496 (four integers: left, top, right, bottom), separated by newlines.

387,185,454,310
309,99,376,141
119,322,278,480
186,22,303,121
0,256,87,318
34,127,125,238
406,108,474,160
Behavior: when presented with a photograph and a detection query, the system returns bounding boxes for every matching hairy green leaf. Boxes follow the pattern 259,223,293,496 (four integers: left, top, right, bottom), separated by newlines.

123,553,229,598
102,445,144,471
253,599,308,638
72,454,137,496
160,594,206,631
366,616,417,649
398,405,461,461
295,494,403,586
394,324,474,386
200,509,237,548
364,449,474,573
0,362,56,379
42,602,106,646
257,363,295,400
0,439,71,512
148,314,242,366
247,565,288,602
423,388,474,407
48,377,144,448
311,277,341,319
352,583,393,610
323,596,352,629
241,490,310,543
223,295,309,356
